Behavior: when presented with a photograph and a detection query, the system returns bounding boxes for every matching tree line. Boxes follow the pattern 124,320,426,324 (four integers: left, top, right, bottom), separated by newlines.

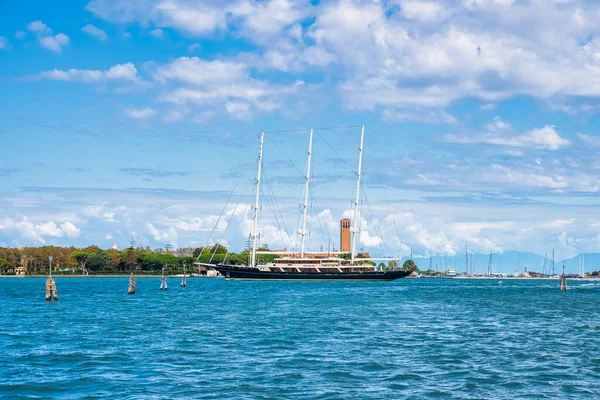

0,245,260,275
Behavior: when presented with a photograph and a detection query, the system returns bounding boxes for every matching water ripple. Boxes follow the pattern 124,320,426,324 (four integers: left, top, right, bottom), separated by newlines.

0,278,599,399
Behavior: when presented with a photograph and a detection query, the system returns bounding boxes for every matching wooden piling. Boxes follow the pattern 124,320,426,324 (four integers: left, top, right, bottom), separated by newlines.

560,274,568,291
45,277,58,301
128,273,136,294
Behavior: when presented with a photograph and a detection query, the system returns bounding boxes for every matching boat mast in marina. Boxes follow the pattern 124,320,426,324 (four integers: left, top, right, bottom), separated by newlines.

350,125,365,264
299,129,313,258
465,245,468,276
250,132,265,269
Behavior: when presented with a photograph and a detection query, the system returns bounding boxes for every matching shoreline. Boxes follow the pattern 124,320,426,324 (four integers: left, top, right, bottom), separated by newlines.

1,275,598,281
0,275,221,278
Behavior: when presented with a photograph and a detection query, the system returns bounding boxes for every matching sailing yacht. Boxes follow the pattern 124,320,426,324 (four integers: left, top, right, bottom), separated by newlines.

206,126,412,281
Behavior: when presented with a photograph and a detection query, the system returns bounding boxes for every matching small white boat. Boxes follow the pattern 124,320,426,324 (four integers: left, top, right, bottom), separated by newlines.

445,268,457,278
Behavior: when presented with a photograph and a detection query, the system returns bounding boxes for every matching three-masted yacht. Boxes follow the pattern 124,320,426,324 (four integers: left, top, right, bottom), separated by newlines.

206,126,412,281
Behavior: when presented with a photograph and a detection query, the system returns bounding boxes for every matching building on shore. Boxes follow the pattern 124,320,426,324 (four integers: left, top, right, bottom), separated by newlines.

340,218,351,253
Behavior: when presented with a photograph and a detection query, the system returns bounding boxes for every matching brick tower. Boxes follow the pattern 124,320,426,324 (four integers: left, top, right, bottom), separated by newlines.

340,218,351,253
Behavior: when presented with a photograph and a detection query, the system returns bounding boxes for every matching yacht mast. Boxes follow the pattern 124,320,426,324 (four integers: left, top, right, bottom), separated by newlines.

351,125,365,263
465,245,468,275
251,132,264,268
300,128,314,257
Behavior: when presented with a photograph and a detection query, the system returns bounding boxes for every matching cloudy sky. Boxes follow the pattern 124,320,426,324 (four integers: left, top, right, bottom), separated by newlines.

1,0,600,261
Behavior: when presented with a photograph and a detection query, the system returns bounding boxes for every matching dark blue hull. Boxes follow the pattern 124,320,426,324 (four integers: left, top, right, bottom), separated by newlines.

213,265,411,281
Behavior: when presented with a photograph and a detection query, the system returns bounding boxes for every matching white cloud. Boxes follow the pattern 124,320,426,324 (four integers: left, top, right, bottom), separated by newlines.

303,46,335,67
83,203,107,218
229,0,305,39
39,33,70,52
149,28,164,38
103,212,117,222
577,133,600,147
155,56,293,118
15,31,26,40
26,20,51,34
385,212,457,256
445,119,571,150
106,233,113,240
87,0,227,36
82,24,108,40
399,0,444,22
26,20,70,52
40,62,140,83
124,107,155,119
61,221,81,238
303,0,600,113
155,57,247,85
360,230,382,247
173,216,224,232
0,216,80,243
0,37,8,49
382,108,457,124
146,222,178,246
83,0,600,113
225,102,251,119
87,0,305,41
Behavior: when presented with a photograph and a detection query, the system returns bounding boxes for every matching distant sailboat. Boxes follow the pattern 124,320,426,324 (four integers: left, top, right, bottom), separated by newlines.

181,262,187,287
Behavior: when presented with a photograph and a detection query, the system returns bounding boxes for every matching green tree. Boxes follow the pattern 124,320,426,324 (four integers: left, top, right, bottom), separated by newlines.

0,258,11,273
87,250,111,271
210,244,228,254
72,251,90,272
403,260,417,271
192,247,204,258
124,248,138,271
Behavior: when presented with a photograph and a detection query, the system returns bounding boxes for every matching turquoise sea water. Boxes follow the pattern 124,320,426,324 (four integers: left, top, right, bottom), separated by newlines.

1,278,599,399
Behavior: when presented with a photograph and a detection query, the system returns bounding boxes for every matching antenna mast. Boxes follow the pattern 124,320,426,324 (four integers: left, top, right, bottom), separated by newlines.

351,125,365,263
251,132,264,269
299,128,313,258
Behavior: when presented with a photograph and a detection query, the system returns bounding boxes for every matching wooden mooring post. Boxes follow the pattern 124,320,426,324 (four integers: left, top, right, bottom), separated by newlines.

45,277,58,301
181,261,187,287
160,265,168,290
560,264,568,291
128,273,136,294
46,255,58,302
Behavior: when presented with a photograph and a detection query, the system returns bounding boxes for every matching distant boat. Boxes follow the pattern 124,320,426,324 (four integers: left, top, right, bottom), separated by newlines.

444,268,457,278
205,127,412,281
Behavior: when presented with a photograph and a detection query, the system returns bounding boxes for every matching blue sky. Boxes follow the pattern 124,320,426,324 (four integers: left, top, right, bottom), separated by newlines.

1,0,600,265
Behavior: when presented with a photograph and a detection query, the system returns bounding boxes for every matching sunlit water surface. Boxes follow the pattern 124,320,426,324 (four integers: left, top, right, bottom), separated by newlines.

1,278,599,399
